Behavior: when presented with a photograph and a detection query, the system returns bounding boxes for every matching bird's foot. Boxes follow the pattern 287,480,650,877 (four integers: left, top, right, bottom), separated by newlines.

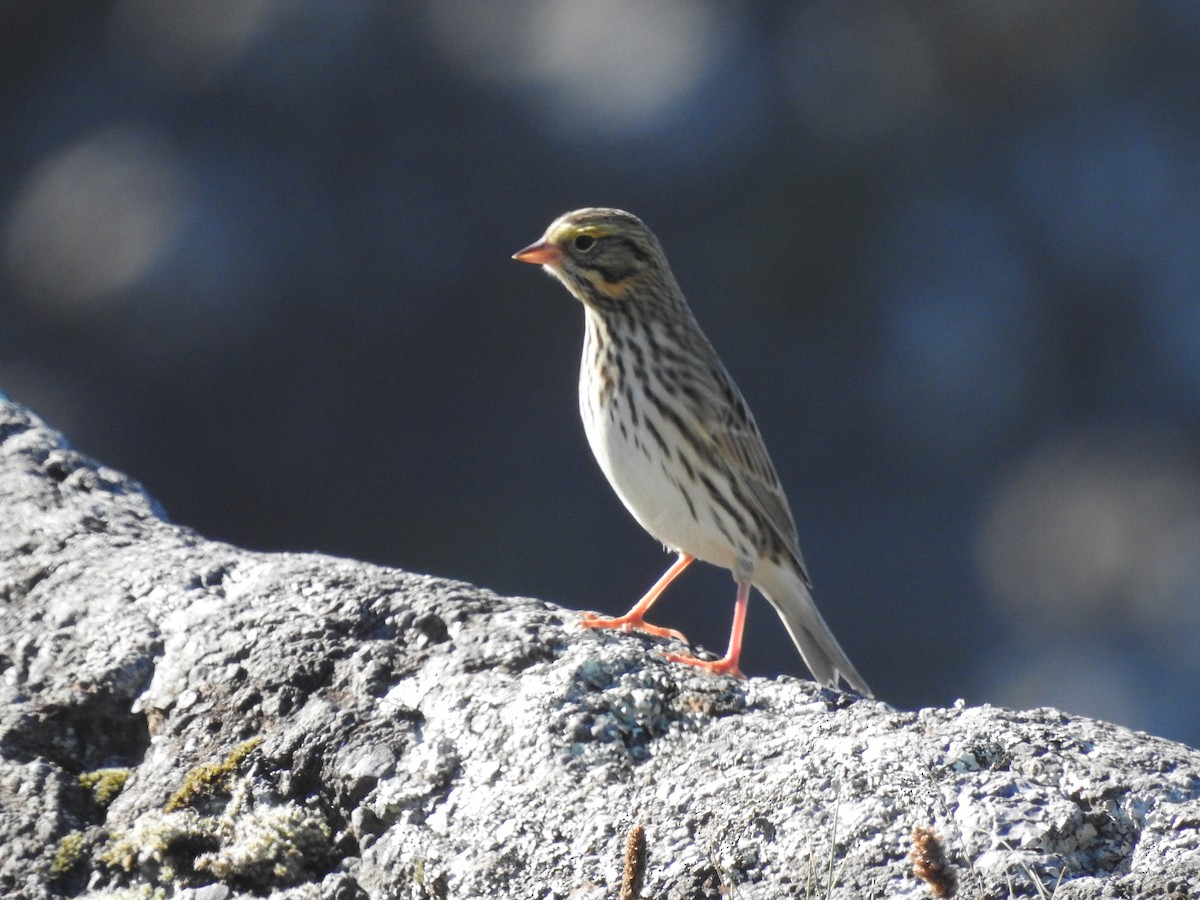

580,611,688,644
662,650,745,679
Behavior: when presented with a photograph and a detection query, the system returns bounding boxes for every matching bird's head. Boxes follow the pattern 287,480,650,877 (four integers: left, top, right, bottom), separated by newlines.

513,208,672,309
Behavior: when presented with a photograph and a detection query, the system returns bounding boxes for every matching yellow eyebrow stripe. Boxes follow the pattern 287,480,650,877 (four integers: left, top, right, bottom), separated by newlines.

551,222,616,244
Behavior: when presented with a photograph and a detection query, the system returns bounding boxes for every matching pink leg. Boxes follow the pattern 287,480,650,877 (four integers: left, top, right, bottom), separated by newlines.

663,580,749,678
581,553,694,642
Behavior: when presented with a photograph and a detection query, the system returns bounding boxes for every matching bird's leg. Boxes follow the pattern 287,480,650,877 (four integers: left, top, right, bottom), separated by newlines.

663,580,749,678
581,552,694,642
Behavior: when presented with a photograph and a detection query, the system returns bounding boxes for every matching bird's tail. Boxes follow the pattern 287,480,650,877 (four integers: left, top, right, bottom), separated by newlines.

757,562,872,697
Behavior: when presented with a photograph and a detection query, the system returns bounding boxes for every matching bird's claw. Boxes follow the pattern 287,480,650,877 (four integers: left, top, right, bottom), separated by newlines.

580,611,689,644
662,650,745,679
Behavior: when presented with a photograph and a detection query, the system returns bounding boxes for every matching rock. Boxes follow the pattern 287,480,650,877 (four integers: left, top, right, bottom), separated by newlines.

1,397,1198,899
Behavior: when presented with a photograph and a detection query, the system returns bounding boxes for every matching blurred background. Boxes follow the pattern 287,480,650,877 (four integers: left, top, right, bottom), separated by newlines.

3,1,1199,745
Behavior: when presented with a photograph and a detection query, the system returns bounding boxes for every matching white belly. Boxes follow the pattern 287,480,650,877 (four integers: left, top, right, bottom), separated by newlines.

580,367,740,572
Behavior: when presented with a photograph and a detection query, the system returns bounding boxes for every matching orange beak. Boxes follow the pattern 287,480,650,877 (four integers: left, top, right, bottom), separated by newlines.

512,240,563,266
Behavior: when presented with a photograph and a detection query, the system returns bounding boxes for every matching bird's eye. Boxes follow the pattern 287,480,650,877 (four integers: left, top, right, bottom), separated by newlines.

573,234,596,252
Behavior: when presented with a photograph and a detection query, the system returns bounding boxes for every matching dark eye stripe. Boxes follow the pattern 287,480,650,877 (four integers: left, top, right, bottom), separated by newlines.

598,262,638,283
623,239,649,263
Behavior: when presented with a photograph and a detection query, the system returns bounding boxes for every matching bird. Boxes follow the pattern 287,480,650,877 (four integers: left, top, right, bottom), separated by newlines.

513,208,871,695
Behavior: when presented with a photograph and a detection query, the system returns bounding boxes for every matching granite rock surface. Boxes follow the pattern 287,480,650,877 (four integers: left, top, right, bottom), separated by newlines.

1,399,1198,899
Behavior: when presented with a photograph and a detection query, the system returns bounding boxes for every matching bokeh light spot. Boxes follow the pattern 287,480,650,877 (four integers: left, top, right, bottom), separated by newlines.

424,0,723,136
3,126,193,317
977,429,1200,650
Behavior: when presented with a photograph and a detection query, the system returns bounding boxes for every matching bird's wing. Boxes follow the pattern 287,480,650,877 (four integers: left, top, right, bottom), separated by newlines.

695,364,812,584
713,413,811,576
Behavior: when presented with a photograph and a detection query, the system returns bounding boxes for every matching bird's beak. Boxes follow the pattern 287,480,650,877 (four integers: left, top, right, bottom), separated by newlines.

512,240,563,266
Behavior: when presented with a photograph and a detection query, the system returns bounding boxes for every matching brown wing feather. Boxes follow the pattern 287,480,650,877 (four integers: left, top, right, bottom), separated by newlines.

688,360,812,584
713,409,811,575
